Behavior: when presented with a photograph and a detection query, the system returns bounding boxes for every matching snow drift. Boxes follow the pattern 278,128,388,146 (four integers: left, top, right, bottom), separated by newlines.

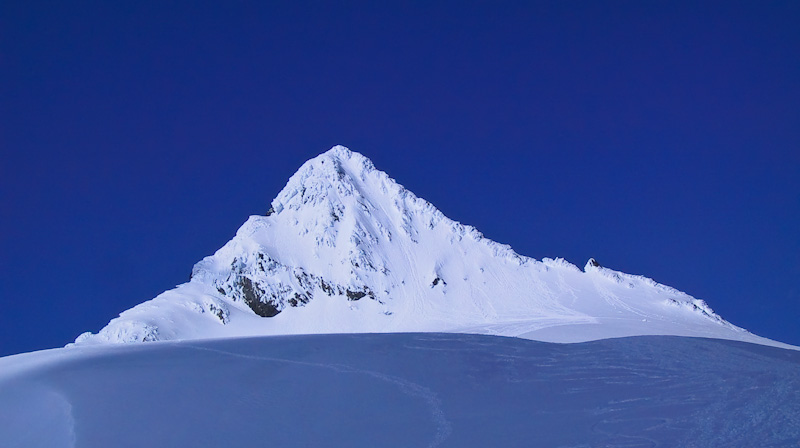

3,334,799,447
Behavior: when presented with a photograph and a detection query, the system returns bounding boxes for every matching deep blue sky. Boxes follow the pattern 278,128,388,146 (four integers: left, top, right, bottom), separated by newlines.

1,1,798,356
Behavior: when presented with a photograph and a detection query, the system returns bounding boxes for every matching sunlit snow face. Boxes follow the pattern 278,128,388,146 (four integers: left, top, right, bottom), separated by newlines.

72,147,791,351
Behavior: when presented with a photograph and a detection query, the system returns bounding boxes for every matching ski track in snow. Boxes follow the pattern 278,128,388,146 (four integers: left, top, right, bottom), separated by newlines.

184,343,452,448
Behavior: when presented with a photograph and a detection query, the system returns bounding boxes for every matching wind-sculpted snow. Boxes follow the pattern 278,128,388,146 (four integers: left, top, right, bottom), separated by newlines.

2,334,799,447
74,146,793,349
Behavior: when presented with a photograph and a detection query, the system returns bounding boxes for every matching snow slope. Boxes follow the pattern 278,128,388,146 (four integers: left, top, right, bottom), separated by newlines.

2,333,799,447
74,146,791,349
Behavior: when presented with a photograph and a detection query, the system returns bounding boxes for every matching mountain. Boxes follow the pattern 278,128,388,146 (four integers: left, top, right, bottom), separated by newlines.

4,146,799,447
73,146,790,349
3,333,799,447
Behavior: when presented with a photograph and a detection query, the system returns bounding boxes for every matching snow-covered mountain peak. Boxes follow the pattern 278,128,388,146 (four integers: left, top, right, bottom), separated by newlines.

186,146,531,325
74,146,794,350
270,145,375,214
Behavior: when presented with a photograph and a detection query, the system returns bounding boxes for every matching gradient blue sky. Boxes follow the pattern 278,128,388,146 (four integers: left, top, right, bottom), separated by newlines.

1,1,798,356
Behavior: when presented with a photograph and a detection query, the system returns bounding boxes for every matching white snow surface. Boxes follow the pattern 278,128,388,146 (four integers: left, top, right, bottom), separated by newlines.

74,146,792,349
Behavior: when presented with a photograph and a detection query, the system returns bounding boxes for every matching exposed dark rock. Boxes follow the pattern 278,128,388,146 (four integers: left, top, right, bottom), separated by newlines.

431,276,446,287
346,290,367,300
206,302,229,324
320,279,334,295
345,286,375,301
288,292,310,307
294,270,315,291
237,277,280,317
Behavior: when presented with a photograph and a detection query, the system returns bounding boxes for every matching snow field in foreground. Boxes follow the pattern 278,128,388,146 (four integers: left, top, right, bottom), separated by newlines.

2,333,799,447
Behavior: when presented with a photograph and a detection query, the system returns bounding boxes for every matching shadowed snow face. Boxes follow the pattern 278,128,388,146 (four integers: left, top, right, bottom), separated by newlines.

2,333,799,447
